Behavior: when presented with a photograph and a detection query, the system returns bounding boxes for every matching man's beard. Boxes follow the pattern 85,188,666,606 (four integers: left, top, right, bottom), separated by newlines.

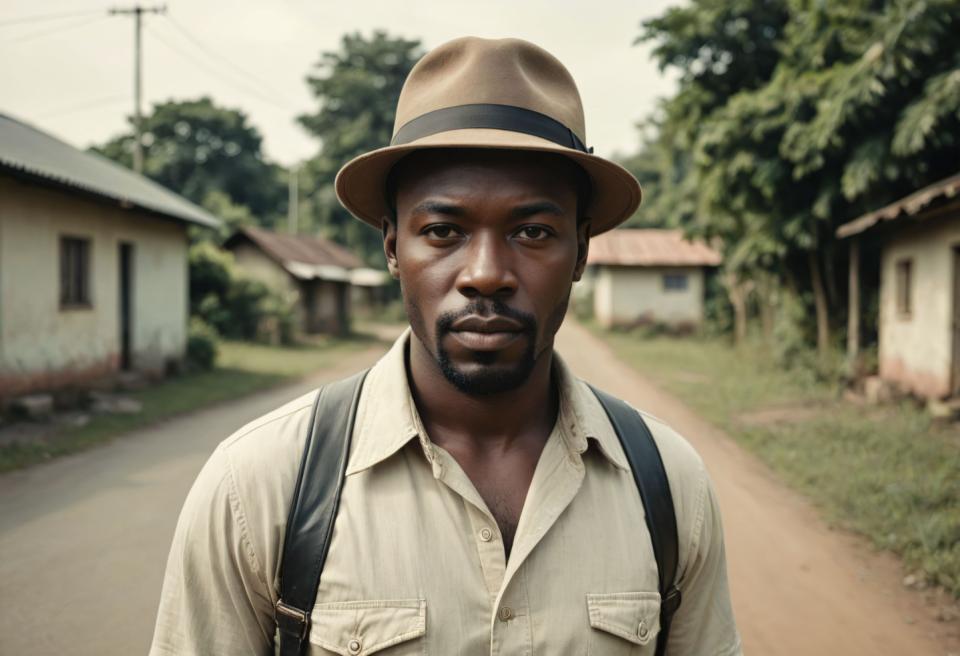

433,299,539,396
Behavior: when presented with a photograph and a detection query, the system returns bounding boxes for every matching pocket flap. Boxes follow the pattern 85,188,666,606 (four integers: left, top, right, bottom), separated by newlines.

586,591,661,646
309,599,426,655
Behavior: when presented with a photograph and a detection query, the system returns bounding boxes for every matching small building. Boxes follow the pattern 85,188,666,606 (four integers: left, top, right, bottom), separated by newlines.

837,172,960,399
582,228,721,329
0,112,219,399
224,226,386,335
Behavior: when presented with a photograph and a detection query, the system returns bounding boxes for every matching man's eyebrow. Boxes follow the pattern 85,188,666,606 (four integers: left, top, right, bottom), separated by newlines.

510,201,565,219
408,200,466,217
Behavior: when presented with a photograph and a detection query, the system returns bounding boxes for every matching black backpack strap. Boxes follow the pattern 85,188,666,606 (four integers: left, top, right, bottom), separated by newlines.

590,385,681,656
275,369,369,656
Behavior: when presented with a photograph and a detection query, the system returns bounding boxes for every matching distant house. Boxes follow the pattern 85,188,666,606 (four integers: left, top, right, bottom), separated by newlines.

0,112,219,399
224,226,387,335
582,228,722,329
837,172,960,399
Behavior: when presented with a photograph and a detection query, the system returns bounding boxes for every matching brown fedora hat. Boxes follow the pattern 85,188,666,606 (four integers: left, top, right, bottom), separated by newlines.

335,36,641,236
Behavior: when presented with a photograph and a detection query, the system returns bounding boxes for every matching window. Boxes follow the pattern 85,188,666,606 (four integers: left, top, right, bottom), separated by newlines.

663,273,688,292
60,236,91,307
895,258,912,318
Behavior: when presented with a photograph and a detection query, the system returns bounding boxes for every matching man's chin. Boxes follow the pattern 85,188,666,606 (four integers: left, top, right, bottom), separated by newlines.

438,359,534,396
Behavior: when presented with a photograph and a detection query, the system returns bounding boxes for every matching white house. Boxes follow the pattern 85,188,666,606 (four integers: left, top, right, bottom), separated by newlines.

838,172,960,399
582,228,722,329
0,112,219,400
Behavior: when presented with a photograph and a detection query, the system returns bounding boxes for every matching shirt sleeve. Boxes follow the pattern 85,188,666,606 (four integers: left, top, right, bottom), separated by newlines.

149,445,276,656
666,470,743,656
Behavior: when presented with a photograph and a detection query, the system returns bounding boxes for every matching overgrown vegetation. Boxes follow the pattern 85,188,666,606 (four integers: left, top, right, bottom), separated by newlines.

189,242,297,347
602,329,960,597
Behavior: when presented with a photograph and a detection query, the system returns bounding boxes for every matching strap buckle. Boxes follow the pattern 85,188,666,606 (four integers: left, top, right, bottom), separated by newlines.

275,599,310,641
662,586,682,616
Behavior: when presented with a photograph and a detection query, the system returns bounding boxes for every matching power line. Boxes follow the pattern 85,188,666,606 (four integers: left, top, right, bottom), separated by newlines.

165,16,292,103
0,8,103,28
3,15,105,45
145,23,293,114
35,94,130,119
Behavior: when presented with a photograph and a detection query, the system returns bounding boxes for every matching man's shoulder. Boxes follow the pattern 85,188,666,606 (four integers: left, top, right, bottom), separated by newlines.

573,377,706,483
215,389,319,498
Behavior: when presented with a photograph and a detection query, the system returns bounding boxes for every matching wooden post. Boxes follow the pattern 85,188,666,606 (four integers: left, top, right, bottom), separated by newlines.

847,238,860,364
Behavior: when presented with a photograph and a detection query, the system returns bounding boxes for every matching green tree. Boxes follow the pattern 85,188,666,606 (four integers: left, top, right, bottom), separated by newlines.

297,31,423,264
93,97,287,229
636,0,960,353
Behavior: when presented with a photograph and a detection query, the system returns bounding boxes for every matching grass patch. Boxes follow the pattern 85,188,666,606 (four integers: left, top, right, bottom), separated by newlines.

600,328,960,597
0,334,381,473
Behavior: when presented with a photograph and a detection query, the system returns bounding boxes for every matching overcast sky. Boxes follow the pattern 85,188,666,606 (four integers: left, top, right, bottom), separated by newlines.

1,0,679,167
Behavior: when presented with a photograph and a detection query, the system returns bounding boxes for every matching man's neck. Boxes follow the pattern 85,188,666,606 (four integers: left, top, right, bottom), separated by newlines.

406,334,559,454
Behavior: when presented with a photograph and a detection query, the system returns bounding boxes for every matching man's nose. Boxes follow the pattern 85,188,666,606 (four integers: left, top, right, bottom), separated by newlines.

455,232,518,299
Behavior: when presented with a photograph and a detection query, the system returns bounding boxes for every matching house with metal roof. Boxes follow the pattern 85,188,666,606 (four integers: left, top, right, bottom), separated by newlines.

580,228,722,329
837,172,960,400
223,226,388,335
0,111,219,399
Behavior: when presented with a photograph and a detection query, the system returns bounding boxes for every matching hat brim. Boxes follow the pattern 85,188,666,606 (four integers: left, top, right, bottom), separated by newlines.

334,128,641,237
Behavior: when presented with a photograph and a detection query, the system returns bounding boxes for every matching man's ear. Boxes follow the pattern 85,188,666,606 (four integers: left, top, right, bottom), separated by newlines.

382,216,400,279
572,218,591,282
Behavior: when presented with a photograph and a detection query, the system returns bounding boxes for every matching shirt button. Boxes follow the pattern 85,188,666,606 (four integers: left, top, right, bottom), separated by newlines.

637,621,649,639
347,638,362,654
498,606,514,622
479,527,494,542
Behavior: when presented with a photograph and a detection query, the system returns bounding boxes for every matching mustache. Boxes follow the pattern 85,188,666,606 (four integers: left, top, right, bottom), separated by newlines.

436,300,537,336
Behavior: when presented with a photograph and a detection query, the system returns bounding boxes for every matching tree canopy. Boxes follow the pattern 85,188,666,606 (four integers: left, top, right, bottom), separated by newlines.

634,0,960,351
93,97,288,237
296,31,423,264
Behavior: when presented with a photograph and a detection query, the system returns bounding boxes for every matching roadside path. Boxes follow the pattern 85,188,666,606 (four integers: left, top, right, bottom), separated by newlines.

557,319,956,655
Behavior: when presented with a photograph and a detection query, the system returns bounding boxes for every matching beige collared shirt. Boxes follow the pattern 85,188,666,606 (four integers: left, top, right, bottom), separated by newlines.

151,330,742,656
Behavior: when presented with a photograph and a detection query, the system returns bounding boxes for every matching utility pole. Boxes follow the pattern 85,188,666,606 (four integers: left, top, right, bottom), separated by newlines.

288,164,299,234
109,4,166,173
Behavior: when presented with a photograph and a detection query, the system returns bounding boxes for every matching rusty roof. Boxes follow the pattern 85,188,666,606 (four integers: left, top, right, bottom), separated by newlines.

587,228,722,267
836,171,960,239
225,226,364,280
0,111,218,228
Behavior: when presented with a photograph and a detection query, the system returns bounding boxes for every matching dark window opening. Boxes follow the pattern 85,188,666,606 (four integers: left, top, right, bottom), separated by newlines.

663,273,688,292
895,258,912,318
60,236,91,308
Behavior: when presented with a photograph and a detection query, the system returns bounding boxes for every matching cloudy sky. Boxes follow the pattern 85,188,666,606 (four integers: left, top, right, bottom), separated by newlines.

1,0,679,166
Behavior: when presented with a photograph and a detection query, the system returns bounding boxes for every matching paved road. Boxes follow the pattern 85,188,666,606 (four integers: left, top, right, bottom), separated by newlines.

1,322,956,655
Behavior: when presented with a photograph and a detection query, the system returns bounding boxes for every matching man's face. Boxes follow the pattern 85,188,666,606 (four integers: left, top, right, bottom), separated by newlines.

384,149,591,396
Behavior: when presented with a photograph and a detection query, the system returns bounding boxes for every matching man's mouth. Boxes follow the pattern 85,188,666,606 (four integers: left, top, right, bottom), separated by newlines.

448,315,525,351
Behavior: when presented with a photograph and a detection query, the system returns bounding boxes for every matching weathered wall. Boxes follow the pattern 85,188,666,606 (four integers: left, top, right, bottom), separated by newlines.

879,215,960,398
0,177,188,395
592,265,705,328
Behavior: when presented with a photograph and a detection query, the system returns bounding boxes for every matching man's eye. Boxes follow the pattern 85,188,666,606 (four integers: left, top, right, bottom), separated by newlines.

516,226,551,240
424,225,459,239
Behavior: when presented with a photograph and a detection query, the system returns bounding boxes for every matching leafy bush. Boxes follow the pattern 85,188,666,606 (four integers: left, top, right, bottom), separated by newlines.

186,318,219,370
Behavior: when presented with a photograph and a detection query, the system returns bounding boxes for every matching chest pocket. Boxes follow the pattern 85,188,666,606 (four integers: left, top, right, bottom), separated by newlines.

586,592,661,655
308,599,426,655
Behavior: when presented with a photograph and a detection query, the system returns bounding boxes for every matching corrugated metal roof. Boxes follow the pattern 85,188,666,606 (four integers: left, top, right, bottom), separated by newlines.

836,171,960,239
0,111,219,228
225,226,364,281
587,228,722,267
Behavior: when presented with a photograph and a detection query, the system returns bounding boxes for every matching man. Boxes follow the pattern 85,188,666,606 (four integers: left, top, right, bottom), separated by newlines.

151,37,742,655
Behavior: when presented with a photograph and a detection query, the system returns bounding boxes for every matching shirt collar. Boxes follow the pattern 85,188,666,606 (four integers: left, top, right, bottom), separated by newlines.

346,328,629,476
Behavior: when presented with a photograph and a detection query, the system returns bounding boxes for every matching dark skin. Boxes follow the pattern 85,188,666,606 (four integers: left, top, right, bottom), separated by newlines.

383,149,591,557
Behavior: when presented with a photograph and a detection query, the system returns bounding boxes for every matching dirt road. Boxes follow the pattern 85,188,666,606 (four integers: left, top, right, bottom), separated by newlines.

1,322,956,655
557,320,957,656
